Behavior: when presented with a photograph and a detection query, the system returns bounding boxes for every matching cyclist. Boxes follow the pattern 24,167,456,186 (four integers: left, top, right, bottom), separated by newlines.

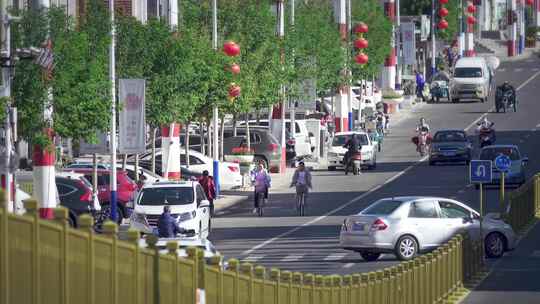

250,162,271,214
290,162,313,210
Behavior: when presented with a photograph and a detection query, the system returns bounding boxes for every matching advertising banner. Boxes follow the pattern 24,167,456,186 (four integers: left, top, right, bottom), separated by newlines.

119,79,146,154
401,22,416,65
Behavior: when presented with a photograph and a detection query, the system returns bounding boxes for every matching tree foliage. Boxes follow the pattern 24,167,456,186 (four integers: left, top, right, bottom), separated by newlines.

401,0,459,42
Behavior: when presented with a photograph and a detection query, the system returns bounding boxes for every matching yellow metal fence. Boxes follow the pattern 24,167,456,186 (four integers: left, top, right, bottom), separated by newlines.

0,199,486,304
507,174,540,233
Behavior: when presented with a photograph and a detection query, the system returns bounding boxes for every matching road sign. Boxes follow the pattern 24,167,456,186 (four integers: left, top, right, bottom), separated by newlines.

470,160,492,184
494,154,512,172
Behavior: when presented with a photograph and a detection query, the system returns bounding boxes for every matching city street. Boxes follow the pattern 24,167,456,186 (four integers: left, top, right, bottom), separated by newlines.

210,57,540,275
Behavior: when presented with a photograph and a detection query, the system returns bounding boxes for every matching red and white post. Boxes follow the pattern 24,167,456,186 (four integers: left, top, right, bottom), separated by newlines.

270,0,286,173
335,0,350,133
466,5,476,57
33,129,56,219
382,0,396,91
536,0,540,27
507,0,517,56
161,123,181,180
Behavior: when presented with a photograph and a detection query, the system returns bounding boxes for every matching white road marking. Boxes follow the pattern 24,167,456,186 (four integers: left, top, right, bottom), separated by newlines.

532,67,540,71
498,68,506,72
515,68,524,72
324,253,347,261
243,255,264,262
343,263,355,268
241,69,540,257
458,189,465,194
281,254,304,262
536,123,540,128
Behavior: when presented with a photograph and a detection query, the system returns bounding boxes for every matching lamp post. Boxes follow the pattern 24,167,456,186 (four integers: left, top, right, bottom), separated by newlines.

212,0,220,196
109,0,118,222
431,0,437,76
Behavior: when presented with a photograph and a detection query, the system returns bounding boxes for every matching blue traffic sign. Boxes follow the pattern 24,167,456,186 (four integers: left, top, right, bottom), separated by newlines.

470,160,492,184
494,154,512,172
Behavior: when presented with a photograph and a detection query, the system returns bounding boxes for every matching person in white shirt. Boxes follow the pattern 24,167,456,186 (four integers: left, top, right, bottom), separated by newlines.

290,162,313,211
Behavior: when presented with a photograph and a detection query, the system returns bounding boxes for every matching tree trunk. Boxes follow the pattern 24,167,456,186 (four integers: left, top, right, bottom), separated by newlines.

245,112,251,150
185,121,190,167
200,118,206,156
151,127,157,174
220,117,225,161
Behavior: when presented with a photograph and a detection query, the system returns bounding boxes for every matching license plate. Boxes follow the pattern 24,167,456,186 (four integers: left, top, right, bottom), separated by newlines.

352,223,366,231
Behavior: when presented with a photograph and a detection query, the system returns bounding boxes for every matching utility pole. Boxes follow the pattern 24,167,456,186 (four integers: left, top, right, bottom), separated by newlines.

431,0,437,76
459,0,464,57
212,0,220,195
395,0,401,90
290,0,296,141
109,0,118,221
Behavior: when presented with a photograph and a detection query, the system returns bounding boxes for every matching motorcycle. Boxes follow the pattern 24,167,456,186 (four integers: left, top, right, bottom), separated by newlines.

412,131,431,156
478,126,495,148
495,89,517,113
345,152,362,175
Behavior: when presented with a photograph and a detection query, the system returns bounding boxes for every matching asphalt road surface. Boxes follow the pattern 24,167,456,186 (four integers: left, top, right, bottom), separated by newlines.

209,56,540,276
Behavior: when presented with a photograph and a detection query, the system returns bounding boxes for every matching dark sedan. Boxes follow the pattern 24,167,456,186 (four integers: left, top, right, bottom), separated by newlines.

429,130,472,165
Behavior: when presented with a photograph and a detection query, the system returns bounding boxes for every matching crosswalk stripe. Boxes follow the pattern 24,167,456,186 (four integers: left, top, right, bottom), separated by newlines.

281,254,304,262
243,255,264,262
515,68,524,72
343,263,355,268
531,250,540,258
324,253,348,261
532,68,540,71
498,68,506,72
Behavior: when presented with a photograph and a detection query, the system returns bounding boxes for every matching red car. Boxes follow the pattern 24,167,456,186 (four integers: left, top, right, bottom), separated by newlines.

66,168,138,220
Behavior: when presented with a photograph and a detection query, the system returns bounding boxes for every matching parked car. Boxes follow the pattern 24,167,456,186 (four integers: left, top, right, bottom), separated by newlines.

135,148,241,190
223,127,282,172
16,171,98,227
66,168,138,221
429,130,473,165
130,181,211,238
66,162,161,187
139,236,221,263
477,145,528,187
327,131,377,171
340,196,516,261
236,119,313,157
450,57,492,103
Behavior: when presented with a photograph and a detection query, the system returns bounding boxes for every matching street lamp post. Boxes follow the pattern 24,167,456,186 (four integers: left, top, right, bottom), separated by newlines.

431,0,437,76
212,0,220,196
109,0,118,222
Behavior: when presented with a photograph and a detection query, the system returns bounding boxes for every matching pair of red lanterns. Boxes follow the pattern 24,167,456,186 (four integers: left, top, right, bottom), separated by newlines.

223,41,241,99
353,22,369,65
466,3,477,26
437,0,450,30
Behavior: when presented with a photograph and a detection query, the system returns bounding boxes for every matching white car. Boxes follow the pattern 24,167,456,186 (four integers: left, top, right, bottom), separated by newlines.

139,236,221,262
129,181,212,239
138,148,242,190
327,132,377,171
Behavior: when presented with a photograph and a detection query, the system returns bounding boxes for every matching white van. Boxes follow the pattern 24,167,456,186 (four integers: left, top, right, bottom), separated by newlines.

450,57,492,103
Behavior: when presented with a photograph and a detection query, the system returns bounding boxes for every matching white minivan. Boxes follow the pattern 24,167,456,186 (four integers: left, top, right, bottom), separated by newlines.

450,57,492,103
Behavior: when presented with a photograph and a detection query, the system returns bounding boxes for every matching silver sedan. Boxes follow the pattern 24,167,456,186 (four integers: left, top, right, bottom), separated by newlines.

339,196,516,261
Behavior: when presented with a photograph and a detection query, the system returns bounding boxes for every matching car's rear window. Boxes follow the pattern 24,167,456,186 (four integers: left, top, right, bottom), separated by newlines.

361,200,403,215
138,187,194,205
332,134,369,147
480,147,521,161
433,131,467,142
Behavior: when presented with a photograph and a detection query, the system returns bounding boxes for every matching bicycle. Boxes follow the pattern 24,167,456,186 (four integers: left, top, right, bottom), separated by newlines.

295,184,308,216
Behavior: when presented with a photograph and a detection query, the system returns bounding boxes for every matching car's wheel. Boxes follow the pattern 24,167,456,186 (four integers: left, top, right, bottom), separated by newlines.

485,232,506,258
395,235,418,261
452,98,459,103
359,252,381,262
328,166,336,171
101,204,124,224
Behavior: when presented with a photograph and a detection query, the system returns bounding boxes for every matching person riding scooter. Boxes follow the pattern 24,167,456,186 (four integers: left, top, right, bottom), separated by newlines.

476,117,495,147
343,134,361,174
495,81,517,112
414,118,431,155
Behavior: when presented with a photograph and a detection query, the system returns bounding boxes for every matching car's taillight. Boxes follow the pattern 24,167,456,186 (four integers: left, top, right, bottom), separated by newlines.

268,143,279,152
370,218,388,231
228,165,239,172
77,180,93,203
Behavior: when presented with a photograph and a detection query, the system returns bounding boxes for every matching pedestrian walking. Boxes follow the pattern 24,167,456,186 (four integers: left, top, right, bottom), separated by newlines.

415,70,426,102
198,170,216,216
250,161,271,214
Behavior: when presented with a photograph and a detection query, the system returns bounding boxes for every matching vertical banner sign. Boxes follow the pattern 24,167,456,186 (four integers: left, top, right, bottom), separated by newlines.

401,22,416,65
119,79,146,154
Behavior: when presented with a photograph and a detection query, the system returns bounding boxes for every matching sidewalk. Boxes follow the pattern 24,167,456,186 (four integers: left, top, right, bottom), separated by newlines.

476,34,540,62
462,220,540,303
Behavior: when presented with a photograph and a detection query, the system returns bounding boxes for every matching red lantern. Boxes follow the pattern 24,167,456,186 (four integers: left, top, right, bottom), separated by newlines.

439,0,449,4
354,22,369,34
526,0,534,5
230,63,241,75
223,41,240,57
467,15,476,24
354,38,369,49
467,4,476,13
228,84,241,98
438,7,449,17
354,53,369,65
438,19,449,30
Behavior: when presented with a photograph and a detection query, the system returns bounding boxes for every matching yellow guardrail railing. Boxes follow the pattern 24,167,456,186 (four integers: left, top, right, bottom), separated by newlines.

1,192,487,304
506,174,540,233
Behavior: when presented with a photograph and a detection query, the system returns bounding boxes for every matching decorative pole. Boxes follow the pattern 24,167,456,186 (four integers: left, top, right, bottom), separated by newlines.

383,0,396,91
212,0,220,196
466,2,477,57
507,0,517,56
395,0,402,90
109,0,118,221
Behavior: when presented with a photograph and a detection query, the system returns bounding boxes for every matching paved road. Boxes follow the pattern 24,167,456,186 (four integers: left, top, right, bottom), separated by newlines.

462,221,540,303
209,56,540,275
